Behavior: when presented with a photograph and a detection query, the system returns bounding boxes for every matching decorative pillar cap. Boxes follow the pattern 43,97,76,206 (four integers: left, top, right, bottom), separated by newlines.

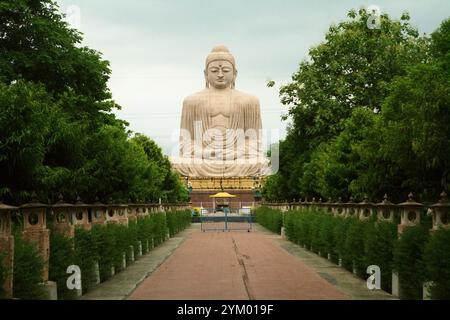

74,195,89,208
398,192,424,208
0,201,18,211
52,194,74,208
431,191,450,208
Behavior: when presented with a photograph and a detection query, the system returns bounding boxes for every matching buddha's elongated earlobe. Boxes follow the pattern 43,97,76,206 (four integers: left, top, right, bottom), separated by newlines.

231,69,237,89
204,69,209,88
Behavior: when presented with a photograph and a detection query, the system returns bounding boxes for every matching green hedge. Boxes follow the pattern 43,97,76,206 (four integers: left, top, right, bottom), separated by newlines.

393,225,429,299
91,223,121,282
424,228,450,299
47,210,191,299
262,208,398,293
12,232,45,299
255,206,283,234
364,221,397,292
261,207,450,299
48,231,77,300
166,210,191,237
74,227,99,292
5,210,190,300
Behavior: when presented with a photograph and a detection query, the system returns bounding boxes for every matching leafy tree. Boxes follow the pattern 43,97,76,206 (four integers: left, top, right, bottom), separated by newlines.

263,9,430,201
0,0,188,204
378,18,450,199
131,134,188,202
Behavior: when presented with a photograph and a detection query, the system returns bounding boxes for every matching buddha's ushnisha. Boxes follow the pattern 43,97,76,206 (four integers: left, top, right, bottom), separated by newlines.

172,45,270,177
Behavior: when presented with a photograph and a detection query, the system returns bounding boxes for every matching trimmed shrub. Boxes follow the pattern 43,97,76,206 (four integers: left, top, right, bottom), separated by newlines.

424,228,450,299
74,227,98,292
13,233,45,299
334,217,352,269
255,206,283,234
343,218,370,277
364,221,397,292
166,210,191,237
136,216,153,253
283,211,296,241
151,212,167,246
49,231,77,300
127,219,139,258
393,225,429,299
91,224,119,282
317,213,336,260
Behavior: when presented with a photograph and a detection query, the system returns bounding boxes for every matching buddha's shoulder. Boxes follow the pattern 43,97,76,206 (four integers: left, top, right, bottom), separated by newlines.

233,90,260,105
183,90,209,105
182,89,259,105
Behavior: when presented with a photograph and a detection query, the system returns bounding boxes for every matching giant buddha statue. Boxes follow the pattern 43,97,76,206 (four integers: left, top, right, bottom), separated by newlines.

171,45,270,178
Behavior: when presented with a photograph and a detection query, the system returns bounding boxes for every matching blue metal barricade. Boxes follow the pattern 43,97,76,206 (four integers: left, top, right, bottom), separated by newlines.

200,207,252,232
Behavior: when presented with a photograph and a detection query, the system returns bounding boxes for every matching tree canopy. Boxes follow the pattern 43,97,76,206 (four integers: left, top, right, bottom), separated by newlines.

0,0,188,204
263,9,449,203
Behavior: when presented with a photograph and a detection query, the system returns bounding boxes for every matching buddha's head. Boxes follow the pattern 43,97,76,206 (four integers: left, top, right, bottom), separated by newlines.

204,45,237,89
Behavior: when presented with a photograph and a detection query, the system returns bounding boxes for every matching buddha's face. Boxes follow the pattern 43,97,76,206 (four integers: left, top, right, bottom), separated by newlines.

205,60,236,89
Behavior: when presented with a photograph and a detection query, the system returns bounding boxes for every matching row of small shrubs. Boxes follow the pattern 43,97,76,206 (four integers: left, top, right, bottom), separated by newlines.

166,209,192,237
256,206,450,299
254,207,283,234
48,211,191,299
13,232,46,299
3,210,191,300
280,209,396,290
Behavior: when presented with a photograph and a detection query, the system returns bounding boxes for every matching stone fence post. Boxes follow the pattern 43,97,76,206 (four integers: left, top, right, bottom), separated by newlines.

324,198,333,214
392,192,424,298
344,197,357,218
316,198,325,212
397,193,423,235
20,198,50,282
20,196,57,299
127,202,138,223
105,199,120,224
332,197,344,217
140,203,149,217
376,194,398,223
430,191,450,231
117,204,128,226
51,195,75,238
303,198,312,211
73,196,92,231
0,202,17,299
91,198,107,226
358,196,376,221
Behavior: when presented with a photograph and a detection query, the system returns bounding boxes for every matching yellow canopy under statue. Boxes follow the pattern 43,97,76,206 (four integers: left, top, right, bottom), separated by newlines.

209,192,237,198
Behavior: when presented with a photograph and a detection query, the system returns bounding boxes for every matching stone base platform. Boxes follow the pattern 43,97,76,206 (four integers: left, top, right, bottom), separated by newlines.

182,176,266,210
182,176,265,190
189,189,261,210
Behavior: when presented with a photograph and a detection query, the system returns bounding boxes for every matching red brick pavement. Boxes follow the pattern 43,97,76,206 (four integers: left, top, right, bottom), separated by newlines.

128,228,348,300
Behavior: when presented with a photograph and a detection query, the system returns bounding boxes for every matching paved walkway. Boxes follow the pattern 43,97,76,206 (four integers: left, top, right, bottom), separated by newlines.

81,227,197,300
82,223,395,300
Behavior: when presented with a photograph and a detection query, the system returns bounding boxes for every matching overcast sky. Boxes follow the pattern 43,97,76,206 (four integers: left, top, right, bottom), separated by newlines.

56,0,449,155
